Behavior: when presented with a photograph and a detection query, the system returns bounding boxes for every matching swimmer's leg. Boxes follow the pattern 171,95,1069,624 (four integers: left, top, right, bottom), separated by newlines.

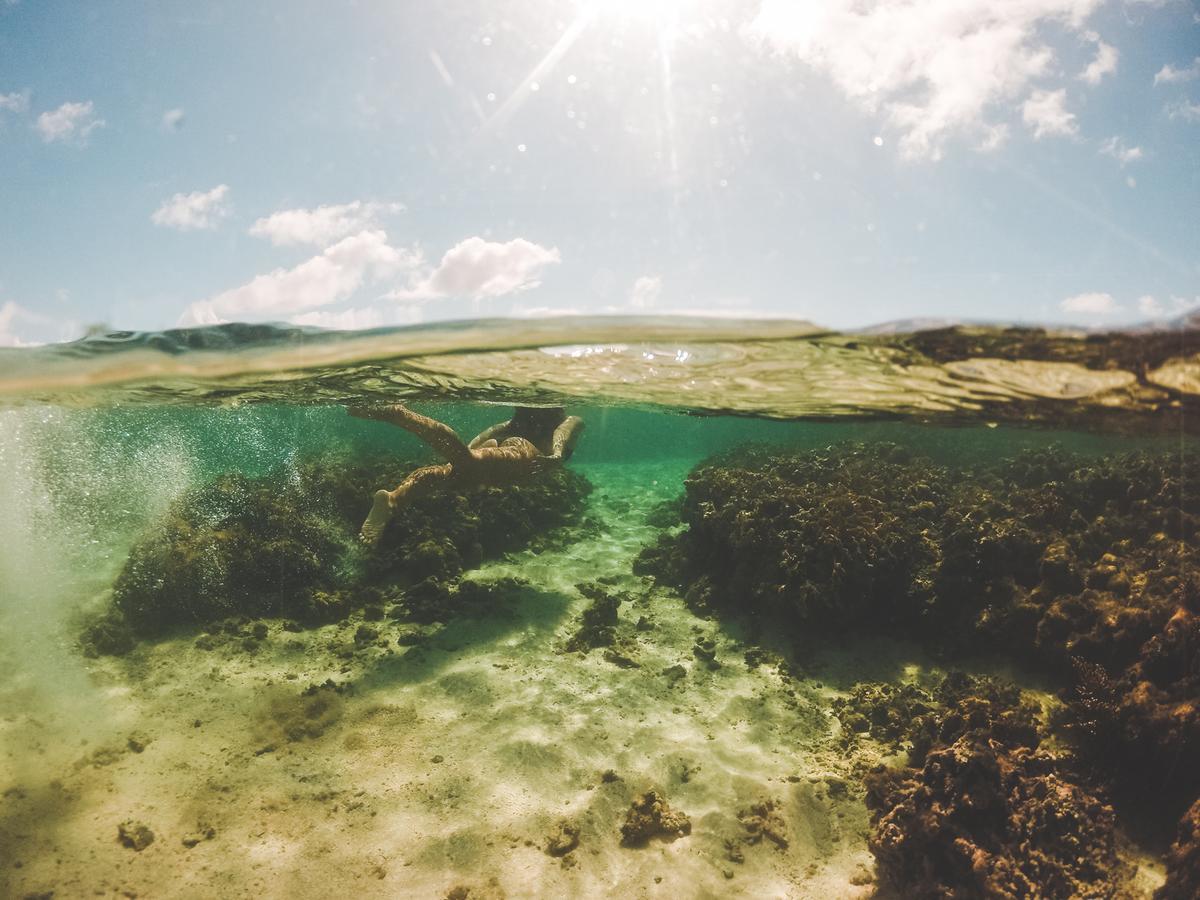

348,404,473,466
360,463,457,546
550,416,585,460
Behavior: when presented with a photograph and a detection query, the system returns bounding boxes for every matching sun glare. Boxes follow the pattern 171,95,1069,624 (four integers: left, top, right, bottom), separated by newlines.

587,0,689,26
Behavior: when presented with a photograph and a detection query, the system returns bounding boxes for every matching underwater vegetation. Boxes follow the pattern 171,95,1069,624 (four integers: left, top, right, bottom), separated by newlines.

862,672,1127,899
82,453,590,651
637,441,1199,897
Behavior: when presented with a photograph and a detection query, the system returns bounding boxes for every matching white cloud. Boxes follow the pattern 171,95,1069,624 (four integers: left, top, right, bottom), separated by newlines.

746,0,1103,160
1154,58,1200,85
1137,294,1162,316
1098,136,1143,165
629,275,662,310
161,108,185,132
1137,295,1200,319
1079,36,1118,85
0,300,67,346
151,184,231,231
0,301,32,347
35,100,104,144
509,304,584,318
249,201,402,247
1023,88,1078,138
1060,291,1119,315
394,237,560,300
180,230,417,326
0,91,29,113
1166,100,1200,122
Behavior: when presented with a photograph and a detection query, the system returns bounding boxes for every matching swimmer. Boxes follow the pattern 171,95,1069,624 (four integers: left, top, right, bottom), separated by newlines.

347,404,584,546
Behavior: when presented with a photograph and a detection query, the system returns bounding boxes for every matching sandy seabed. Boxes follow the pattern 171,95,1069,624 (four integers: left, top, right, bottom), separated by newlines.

0,460,1164,899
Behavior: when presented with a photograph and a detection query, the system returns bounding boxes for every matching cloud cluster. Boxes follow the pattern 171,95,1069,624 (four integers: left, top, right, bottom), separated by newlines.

0,301,32,347
1022,88,1077,139
179,218,561,327
1154,58,1200,85
180,230,415,326
0,91,28,114
747,0,1104,159
1060,292,1199,321
248,201,402,247
151,185,231,231
1098,136,1142,165
394,237,561,301
35,100,104,144
0,300,66,346
1060,291,1117,315
629,275,662,310
1079,36,1118,86
1166,100,1200,122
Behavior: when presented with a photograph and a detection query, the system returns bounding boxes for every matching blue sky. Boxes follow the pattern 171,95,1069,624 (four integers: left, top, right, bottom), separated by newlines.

0,0,1197,345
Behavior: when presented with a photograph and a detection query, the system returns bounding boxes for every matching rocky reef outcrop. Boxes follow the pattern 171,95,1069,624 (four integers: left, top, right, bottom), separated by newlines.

863,673,1131,899
636,441,1197,894
83,453,590,650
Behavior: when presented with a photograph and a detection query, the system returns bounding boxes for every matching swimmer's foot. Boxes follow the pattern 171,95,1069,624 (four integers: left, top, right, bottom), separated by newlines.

359,489,395,546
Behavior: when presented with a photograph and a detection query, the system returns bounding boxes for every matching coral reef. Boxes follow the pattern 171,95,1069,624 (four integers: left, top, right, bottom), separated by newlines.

1063,599,1200,829
831,682,936,747
637,442,1196,672
89,453,590,646
1157,799,1200,900
864,675,1130,900
636,441,1198,893
620,791,691,846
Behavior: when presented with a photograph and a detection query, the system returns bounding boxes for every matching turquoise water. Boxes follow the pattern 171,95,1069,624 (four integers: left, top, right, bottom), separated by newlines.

0,320,1197,898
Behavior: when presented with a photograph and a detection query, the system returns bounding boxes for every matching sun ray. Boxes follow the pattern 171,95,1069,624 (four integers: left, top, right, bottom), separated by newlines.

476,9,596,140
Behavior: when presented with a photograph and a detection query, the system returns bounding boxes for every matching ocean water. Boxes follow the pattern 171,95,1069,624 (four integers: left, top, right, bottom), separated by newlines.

0,317,1197,899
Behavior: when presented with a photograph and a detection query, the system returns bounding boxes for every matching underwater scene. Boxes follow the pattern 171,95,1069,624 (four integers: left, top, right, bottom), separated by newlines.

1,319,1198,899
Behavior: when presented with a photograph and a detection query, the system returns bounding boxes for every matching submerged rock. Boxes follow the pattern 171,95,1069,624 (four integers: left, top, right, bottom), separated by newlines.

620,790,691,847
638,442,1195,672
545,820,580,857
564,583,618,649
117,820,155,851
639,441,1200,855
737,798,788,850
88,454,590,646
864,676,1131,900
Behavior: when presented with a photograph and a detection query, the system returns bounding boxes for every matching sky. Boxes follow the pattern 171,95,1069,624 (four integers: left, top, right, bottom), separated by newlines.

0,0,1198,345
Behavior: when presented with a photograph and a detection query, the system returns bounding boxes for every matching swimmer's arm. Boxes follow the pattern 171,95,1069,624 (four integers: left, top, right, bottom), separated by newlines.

468,420,513,449
550,416,585,460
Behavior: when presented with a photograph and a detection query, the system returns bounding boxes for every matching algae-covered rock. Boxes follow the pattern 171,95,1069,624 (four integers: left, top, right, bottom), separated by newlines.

650,443,945,630
1157,798,1200,900
564,582,621,652
864,674,1131,900
638,443,1196,677
1064,603,1200,828
620,790,691,846
638,441,1199,847
93,454,590,645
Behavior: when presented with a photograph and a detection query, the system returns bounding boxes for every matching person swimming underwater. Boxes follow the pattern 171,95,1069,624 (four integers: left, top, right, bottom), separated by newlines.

347,404,585,546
